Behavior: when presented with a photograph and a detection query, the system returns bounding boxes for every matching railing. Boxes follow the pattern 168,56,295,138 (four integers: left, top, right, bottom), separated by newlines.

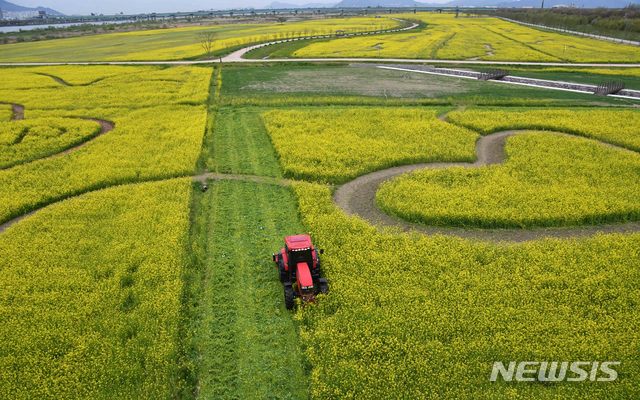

595,81,625,96
478,69,508,81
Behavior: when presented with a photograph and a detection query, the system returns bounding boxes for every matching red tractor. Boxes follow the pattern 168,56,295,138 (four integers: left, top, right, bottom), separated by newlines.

272,234,328,309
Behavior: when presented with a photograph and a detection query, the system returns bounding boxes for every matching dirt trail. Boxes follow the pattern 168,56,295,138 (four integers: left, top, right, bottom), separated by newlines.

33,72,107,87
0,172,289,234
54,118,115,157
3,105,639,242
34,72,72,86
333,128,640,243
4,142,640,240
12,104,24,120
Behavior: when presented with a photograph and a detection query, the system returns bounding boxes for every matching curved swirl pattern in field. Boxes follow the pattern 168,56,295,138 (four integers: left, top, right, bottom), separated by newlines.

333,128,640,242
0,103,115,170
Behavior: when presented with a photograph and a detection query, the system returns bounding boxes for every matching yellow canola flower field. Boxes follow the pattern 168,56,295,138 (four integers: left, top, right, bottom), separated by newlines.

544,67,640,77
294,13,640,62
293,181,640,399
377,133,640,228
0,66,211,223
448,107,640,152
0,65,212,397
0,17,399,62
0,105,12,121
28,66,135,86
0,179,192,399
1,66,210,110
261,107,478,183
0,118,101,169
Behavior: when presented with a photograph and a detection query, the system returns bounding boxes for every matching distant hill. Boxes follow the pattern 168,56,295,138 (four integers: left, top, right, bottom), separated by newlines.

268,1,338,8
0,0,63,15
335,0,421,6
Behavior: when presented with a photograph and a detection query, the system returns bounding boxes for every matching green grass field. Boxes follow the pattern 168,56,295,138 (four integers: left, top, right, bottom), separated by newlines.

220,64,630,107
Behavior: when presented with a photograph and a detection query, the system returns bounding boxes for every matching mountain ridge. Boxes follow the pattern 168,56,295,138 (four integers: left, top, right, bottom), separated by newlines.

0,0,63,15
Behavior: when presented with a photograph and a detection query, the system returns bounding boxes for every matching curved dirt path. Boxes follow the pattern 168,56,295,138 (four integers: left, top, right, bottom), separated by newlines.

333,129,640,243
0,103,115,169
34,72,72,86
33,72,108,87
223,20,420,62
54,118,115,157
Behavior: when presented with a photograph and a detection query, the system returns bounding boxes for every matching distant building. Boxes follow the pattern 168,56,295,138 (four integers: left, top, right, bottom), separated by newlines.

2,10,40,20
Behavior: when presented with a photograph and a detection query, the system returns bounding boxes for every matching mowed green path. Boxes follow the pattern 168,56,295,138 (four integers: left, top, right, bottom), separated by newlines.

189,181,308,399
188,71,308,399
200,108,282,178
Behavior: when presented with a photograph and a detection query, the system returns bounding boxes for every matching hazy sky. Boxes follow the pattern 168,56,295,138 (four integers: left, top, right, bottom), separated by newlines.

13,0,345,15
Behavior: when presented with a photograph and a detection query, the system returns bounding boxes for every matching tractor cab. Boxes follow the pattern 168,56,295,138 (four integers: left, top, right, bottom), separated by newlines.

273,234,328,309
285,234,314,271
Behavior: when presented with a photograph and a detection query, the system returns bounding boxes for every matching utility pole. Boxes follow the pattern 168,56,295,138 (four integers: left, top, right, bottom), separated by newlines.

541,0,545,8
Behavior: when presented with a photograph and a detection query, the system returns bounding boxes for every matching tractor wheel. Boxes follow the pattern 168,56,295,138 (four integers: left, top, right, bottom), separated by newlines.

284,282,295,310
278,260,287,283
318,278,329,294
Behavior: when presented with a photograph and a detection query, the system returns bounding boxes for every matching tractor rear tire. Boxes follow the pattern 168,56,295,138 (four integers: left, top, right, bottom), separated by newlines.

284,282,295,310
318,278,329,294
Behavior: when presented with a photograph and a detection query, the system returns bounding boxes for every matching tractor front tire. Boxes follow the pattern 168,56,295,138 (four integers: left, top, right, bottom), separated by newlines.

284,282,295,310
278,260,287,283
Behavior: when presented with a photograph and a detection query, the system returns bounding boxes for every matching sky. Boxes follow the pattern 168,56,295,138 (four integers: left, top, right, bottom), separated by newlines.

12,0,348,15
